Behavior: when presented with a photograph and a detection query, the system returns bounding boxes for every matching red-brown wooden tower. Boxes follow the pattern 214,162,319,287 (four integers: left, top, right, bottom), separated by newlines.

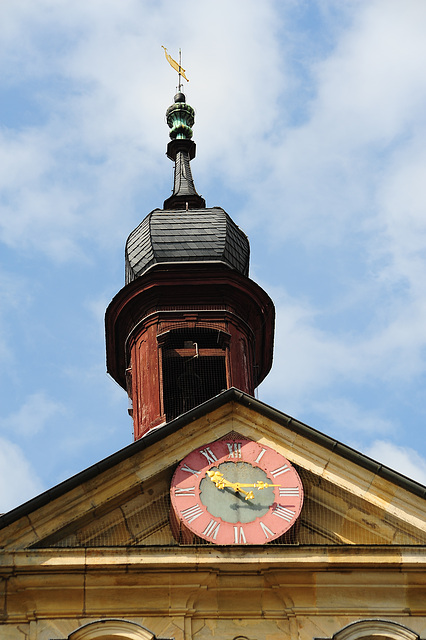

105,91,275,440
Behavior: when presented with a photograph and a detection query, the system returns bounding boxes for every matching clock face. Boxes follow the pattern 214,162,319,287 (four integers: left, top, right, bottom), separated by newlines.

170,438,303,544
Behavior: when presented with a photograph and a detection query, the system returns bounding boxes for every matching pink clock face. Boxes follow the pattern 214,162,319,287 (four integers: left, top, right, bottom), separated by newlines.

170,438,304,545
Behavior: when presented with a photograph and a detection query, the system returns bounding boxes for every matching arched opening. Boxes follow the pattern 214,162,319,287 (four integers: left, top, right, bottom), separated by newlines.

330,620,420,640
68,619,157,640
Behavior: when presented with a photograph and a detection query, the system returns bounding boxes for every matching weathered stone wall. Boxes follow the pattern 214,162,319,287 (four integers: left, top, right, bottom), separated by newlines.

1,548,426,640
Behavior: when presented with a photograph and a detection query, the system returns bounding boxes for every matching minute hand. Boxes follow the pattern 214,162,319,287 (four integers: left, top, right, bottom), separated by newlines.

232,480,282,489
206,470,281,500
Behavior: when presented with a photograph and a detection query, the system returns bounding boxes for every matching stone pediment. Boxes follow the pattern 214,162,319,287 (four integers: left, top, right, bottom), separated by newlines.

0,389,425,550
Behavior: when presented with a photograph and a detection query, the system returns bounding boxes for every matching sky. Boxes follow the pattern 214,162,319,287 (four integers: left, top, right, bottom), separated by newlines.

1,0,426,512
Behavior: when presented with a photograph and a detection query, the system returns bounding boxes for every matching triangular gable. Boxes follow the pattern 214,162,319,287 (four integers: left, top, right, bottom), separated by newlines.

1,389,425,550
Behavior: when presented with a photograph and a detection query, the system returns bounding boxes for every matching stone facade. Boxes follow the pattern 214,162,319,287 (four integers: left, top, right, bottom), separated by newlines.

1,392,425,640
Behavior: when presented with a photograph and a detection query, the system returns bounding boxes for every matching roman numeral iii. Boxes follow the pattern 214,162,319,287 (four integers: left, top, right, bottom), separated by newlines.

279,487,299,496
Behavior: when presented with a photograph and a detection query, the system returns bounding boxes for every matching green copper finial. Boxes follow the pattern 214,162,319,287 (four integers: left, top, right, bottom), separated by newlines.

166,92,195,140
163,91,206,210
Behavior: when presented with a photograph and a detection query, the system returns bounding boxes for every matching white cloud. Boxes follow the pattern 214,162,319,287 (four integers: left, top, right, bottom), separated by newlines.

259,286,426,421
259,294,352,404
0,0,286,260
0,0,165,259
311,398,395,438
0,437,44,513
313,0,426,144
0,270,33,376
364,439,426,486
250,1,426,427
0,391,64,437
1,0,425,278
242,1,426,241
375,134,426,292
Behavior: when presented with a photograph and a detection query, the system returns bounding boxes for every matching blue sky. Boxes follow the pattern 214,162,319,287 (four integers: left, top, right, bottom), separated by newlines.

1,0,426,512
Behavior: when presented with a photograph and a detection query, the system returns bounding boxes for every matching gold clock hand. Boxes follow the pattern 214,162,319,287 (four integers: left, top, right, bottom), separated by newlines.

206,471,279,500
206,471,280,490
206,470,253,499
206,469,227,489
253,481,281,490
232,483,255,500
206,470,240,491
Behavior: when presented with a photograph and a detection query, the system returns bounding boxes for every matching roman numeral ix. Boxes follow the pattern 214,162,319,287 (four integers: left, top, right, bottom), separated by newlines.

175,486,196,497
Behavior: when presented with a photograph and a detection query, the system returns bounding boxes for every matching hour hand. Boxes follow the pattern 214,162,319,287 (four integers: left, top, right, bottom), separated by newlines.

206,470,255,500
207,469,227,489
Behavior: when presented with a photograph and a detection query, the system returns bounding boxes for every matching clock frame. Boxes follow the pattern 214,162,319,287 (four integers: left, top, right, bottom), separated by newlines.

170,437,304,545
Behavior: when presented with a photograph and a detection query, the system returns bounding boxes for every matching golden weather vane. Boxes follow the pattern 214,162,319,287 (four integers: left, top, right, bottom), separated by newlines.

162,46,189,91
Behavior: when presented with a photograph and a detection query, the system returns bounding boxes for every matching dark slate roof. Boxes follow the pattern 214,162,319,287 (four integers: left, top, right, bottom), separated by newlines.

125,207,250,283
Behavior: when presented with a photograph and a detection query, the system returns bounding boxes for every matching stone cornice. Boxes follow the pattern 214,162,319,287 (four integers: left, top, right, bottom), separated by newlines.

1,546,426,573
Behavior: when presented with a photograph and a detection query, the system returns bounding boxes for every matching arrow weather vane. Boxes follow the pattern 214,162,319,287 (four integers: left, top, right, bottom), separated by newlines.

162,46,189,92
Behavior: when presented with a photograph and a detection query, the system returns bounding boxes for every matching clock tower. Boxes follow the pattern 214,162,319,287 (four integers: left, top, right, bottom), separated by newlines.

105,91,275,440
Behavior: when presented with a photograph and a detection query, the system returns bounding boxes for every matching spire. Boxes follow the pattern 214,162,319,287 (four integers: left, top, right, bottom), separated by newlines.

106,80,275,440
163,92,206,210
